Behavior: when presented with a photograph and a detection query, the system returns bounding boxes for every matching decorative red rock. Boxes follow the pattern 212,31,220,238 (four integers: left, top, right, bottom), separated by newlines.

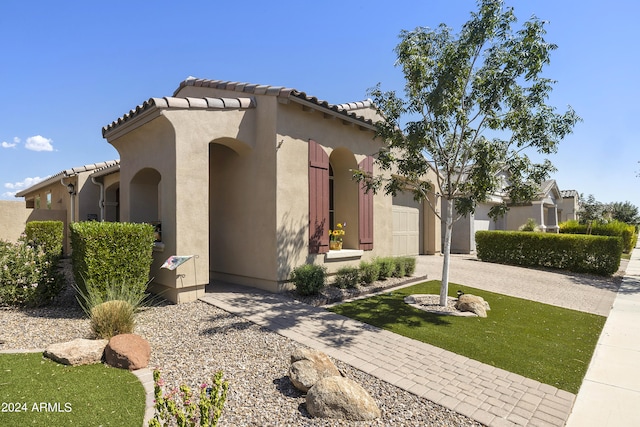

104,333,151,370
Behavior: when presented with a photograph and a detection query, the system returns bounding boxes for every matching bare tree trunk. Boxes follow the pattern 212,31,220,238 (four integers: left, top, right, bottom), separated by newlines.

440,198,454,306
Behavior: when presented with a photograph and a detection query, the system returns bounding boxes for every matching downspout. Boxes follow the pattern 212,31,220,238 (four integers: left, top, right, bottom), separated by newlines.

91,175,105,221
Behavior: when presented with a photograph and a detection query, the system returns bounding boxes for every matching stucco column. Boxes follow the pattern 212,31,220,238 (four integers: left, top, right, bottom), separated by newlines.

548,205,559,233
533,202,546,232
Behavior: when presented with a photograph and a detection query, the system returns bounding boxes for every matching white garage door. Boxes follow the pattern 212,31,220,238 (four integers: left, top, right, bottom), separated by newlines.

392,193,421,256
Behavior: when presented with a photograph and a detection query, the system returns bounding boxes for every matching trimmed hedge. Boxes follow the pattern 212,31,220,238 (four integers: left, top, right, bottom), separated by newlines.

475,230,623,276
70,222,155,297
25,220,64,262
560,220,637,253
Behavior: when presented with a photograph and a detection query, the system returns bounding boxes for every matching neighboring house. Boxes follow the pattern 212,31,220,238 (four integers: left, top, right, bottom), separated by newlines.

15,160,120,253
448,179,570,254
15,77,442,303
559,190,580,222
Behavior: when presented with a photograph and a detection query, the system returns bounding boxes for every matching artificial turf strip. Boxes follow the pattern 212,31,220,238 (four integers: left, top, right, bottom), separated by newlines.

328,280,606,394
0,352,145,427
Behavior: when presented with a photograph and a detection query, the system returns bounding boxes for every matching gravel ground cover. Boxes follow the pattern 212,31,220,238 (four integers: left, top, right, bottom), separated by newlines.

0,262,483,427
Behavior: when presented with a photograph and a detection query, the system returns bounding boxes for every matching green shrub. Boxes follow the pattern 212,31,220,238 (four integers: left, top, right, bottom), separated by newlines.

150,369,228,427
400,256,416,276
560,220,637,253
476,230,623,276
376,257,396,280
24,220,64,261
359,261,380,285
392,258,406,277
0,238,63,307
290,264,326,296
70,222,154,298
518,218,539,232
334,266,360,289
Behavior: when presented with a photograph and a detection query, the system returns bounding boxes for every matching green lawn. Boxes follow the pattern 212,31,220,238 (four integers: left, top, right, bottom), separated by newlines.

329,281,606,393
0,353,145,427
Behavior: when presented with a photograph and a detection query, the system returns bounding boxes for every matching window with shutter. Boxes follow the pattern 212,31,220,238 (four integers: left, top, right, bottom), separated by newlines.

308,139,329,254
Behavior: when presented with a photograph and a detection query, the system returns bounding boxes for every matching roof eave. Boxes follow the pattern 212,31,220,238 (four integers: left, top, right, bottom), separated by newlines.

287,94,377,131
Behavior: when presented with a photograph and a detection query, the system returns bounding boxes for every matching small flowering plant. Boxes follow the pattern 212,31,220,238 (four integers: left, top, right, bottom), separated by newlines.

149,369,228,427
329,222,346,243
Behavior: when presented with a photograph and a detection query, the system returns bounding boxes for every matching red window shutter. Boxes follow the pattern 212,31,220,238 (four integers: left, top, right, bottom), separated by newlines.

309,139,329,254
358,156,374,250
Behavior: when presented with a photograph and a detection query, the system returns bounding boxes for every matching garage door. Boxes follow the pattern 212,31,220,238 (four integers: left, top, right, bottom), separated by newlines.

392,193,422,256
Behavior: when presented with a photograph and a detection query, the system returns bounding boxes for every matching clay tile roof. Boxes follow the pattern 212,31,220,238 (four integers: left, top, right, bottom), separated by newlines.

102,95,256,137
104,77,377,139
15,160,120,197
174,77,377,128
560,190,579,198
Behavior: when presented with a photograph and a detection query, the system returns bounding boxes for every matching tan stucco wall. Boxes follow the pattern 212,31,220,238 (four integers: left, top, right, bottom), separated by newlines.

105,84,442,300
0,200,31,242
274,101,394,286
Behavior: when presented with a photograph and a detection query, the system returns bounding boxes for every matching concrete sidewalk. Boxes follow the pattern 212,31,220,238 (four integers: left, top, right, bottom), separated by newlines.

566,244,640,426
201,285,575,426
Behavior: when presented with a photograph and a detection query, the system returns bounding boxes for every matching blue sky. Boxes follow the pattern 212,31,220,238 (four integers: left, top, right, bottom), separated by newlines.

1,0,638,210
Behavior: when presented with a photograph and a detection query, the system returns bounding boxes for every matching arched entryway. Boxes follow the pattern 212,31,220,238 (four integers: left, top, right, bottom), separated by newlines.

130,168,161,224
209,138,253,281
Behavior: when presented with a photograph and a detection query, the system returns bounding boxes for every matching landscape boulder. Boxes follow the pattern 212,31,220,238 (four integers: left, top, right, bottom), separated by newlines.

455,294,491,318
289,347,341,392
306,376,381,421
104,333,151,370
44,338,108,366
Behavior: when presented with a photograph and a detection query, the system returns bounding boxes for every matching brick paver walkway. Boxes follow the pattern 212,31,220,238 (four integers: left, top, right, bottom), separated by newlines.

200,284,575,427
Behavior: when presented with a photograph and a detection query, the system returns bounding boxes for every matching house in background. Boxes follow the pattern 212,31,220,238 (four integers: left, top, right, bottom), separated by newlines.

559,190,580,222
15,160,120,253
14,77,442,303
448,179,577,254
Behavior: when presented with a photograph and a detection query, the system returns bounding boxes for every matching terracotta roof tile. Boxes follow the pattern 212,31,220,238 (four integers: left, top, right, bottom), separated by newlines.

16,160,120,197
102,95,256,137
104,77,378,138
174,77,376,127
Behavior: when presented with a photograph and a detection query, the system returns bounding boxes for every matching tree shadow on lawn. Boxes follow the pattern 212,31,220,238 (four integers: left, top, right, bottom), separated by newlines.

329,291,452,330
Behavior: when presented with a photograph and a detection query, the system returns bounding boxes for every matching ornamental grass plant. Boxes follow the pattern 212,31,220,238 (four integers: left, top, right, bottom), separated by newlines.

74,278,149,339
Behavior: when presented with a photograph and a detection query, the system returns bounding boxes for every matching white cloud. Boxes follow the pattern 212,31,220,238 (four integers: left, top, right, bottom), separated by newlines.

1,141,16,148
25,135,53,152
3,176,48,198
14,137,20,144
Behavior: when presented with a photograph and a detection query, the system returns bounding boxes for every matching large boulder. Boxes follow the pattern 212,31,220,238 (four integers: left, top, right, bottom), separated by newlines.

455,294,491,318
306,376,381,421
44,338,108,366
289,348,341,392
104,333,151,370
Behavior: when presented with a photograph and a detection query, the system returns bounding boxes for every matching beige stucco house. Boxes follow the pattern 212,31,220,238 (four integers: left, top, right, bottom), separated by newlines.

448,178,576,253
14,160,120,253
14,77,442,303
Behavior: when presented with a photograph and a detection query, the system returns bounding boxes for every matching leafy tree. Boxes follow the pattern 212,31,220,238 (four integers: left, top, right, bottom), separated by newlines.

609,201,640,225
356,0,579,305
578,193,606,231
